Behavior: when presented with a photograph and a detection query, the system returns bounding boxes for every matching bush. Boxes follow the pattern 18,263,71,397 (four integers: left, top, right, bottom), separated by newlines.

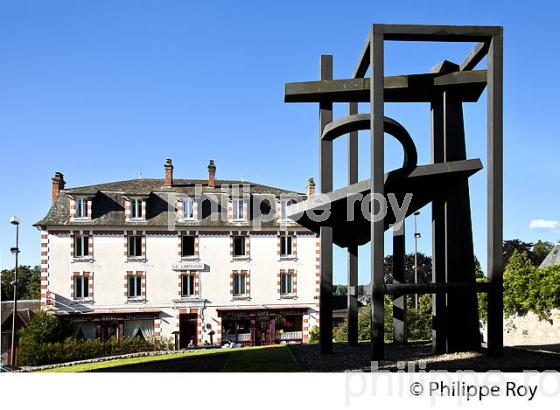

504,250,560,321
308,325,320,344
406,294,432,341
332,296,396,343
18,312,173,366
19,335,174,366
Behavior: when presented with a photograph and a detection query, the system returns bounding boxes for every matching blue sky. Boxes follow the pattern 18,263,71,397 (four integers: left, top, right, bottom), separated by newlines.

1,0,559,285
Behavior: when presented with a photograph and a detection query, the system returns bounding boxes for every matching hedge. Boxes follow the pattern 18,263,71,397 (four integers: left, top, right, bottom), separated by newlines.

18,311,173,366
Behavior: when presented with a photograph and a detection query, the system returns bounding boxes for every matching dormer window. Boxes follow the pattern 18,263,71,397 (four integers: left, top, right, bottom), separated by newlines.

280,199,297,222
75,198,88,218
182,198,194,220
233,199,245,221
130,198,143,219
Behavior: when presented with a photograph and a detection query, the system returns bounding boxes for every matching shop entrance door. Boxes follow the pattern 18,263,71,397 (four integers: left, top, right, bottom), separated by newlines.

179,313,197,348
100,321,118,340
254,318,271,346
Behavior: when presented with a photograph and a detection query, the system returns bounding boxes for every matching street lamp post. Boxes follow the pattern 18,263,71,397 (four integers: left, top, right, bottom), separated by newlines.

413,211,421,309
9,216,20,368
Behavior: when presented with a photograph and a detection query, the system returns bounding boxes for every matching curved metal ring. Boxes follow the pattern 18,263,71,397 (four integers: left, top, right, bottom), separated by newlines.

321,114,418,169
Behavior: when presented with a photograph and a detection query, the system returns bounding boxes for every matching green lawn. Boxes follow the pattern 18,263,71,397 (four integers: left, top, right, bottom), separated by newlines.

224,345,301,372
39,345,300,372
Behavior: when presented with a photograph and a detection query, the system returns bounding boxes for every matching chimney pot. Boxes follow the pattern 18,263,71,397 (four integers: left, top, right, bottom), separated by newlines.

164,158,174,187
52,172,65,204
208,160,216,187
306,177,315,198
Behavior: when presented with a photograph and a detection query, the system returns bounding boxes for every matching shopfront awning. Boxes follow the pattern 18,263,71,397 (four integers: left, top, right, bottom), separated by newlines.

55,309,161,321
216,305,310,318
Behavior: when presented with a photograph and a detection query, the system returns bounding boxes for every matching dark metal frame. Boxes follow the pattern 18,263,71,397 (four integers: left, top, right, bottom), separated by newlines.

285,24,503,361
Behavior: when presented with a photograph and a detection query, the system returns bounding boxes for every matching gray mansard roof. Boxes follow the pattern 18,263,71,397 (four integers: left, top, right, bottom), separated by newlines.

35,178,306,229
539,242,560,268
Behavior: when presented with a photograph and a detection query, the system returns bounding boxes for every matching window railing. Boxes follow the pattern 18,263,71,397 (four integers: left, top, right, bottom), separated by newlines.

275,331,302,340
227,333,251,342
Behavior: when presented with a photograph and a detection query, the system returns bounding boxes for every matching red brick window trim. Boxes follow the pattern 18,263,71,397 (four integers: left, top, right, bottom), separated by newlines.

124,197,146,221
278,232,297,259
71,231,93,259
125,270,146,299
178,197,197,221
278,269,297,297
70,197,92,220
125,231,145,259
71,271,93,300
231,269,250,298
178,271,200,298
179,233,199,259
230,232,250,259
279,198,298,223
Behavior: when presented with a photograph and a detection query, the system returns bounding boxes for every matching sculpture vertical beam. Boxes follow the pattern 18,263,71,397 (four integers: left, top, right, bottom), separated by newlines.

392,222,407,344
487,29,504,357
319,54,334,354
431,92,447,354
370,28,385,361
442,88,481,352
347,101,359,346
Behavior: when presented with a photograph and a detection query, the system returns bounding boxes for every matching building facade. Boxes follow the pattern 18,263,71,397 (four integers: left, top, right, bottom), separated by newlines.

35,160,319,347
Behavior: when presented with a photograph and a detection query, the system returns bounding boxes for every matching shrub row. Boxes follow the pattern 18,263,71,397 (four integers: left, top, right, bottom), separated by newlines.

19,335,174,366
18,311,174,366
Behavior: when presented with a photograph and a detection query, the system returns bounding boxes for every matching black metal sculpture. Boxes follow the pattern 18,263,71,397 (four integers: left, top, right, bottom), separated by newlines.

284,24,503,360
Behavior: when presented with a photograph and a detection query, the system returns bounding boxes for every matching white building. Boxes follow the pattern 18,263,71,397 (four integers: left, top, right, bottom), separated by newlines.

35,159,319,347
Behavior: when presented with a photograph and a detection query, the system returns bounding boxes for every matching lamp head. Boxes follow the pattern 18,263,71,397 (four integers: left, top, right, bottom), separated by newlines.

414,211,420,216
9,216,20,225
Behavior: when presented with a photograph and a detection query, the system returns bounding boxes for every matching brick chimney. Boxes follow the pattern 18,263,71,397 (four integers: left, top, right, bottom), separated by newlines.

52,172,65,204
306,177,315,198
164,159,174,187
208,160,216,187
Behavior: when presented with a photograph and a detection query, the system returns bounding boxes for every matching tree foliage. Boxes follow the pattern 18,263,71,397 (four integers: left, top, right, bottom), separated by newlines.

533,240,554,266
333,295,432,343
308,325,320,344
406,295,432,341
503,250,560,321
384,252,432,284
1,265,41,301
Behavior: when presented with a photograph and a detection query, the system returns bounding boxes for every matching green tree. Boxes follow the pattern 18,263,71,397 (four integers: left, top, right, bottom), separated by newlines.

502,250,558,320
406,294,432,341
308,326,320,344
384,252,432,284
1,265,41,301
474,256,485,278
533,240,554,266
18,311,71,365
333,297,403,343
357,304,371,342
477,277,488,322
333,285,348,296
503,239,536,267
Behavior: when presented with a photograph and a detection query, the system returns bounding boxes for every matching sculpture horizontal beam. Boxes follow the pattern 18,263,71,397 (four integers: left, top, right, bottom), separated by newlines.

385,282,491,297
287,159,483,248
284,70,486,103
